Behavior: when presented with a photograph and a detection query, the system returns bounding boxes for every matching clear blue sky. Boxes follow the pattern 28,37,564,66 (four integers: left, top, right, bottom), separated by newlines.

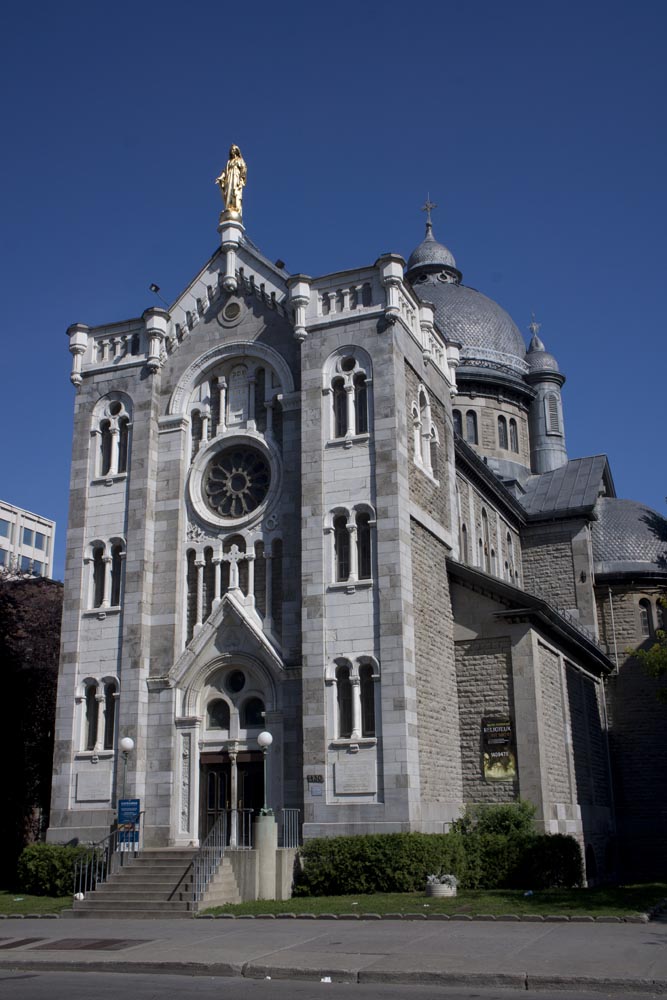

2,0,665,580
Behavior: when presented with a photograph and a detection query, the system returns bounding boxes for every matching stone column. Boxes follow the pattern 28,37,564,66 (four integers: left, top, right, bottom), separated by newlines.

253,814,278,900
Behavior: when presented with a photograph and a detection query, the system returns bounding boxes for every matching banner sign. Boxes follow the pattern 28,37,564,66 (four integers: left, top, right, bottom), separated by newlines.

482,717,516,781
118,798,141,851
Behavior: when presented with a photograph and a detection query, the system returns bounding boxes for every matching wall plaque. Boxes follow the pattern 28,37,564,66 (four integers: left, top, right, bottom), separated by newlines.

482,717,516,781
334,756,376,795
76,770,112,802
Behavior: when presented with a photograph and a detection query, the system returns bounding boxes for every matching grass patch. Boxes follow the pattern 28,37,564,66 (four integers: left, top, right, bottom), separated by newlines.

202,883,667,918
0,891,73,916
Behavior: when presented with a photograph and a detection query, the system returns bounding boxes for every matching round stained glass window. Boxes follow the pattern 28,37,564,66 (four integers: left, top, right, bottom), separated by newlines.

204,446,271,519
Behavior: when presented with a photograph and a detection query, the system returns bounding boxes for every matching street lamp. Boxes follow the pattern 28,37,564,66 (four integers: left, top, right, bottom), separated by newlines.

120,736,134,800
257,731,273,815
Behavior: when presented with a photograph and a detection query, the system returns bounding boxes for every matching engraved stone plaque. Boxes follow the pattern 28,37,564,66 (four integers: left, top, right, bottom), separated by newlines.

76,770,112,802
334,756,376,795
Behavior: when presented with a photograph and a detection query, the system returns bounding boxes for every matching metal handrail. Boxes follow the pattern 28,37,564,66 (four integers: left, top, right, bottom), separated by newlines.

73,813,143,896
192,811,227,903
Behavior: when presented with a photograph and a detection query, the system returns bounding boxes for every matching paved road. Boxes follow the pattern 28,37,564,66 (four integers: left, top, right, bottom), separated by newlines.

0,916,666,992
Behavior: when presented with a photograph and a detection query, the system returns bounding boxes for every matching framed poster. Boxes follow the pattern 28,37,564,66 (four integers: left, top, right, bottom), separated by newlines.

482,717,516,781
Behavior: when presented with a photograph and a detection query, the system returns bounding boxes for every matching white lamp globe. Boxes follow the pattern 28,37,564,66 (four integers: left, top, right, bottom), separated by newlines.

120,737,135,753
257,731,273,749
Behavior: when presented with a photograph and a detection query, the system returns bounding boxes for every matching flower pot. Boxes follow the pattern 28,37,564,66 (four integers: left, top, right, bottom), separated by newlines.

425,883,457,898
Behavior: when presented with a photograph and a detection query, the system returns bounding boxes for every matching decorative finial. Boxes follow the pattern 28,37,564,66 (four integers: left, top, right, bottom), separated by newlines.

215,144,247,221
528,312,541,338
421,194,437,233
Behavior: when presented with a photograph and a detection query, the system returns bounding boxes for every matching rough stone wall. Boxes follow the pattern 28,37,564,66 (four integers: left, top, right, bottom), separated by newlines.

522,525,576,610
597,584,667,878
411,519,462,803
538,643,571,802
454,473,521,583
405,361,449,527
565,665,610,808
454,637,518,803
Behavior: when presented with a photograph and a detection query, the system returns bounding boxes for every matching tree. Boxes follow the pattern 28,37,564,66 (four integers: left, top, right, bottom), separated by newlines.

631,596,667,701
0,571,63,885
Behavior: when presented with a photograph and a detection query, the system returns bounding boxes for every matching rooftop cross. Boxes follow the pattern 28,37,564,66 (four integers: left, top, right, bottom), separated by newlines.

421,195,437,230
529,312,542,338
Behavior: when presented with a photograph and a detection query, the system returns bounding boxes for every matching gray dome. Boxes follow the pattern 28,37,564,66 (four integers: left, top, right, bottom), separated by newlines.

407,223,457,271
411,274,528,371
592,497,667,578
526,332,560,373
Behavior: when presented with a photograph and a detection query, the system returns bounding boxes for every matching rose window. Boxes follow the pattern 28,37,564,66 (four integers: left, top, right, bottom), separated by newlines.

203,446,270,519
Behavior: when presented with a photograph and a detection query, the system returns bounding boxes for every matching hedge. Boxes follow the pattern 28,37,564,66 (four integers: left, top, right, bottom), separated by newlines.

17,843,92,897
294,831,583,896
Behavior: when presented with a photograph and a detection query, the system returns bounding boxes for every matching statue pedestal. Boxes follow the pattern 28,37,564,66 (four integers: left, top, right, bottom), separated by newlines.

219,217,245,293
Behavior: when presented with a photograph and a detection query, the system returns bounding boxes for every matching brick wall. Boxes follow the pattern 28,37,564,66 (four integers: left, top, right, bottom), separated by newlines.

523,526,576,609
454,636,518,803
538,643,571,802
411,519,462,802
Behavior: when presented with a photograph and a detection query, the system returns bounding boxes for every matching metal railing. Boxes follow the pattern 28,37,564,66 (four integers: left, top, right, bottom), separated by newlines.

73,817,142,896
192,811,227,903
279,808,301,848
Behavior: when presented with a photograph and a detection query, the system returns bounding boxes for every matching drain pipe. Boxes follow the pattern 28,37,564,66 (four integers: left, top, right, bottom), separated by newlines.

608,586,620,673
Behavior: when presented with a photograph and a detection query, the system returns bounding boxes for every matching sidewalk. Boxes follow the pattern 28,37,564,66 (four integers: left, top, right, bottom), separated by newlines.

1,915,667,991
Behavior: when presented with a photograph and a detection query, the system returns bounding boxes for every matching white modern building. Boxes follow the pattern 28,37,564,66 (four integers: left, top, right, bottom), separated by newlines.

0,500,55,578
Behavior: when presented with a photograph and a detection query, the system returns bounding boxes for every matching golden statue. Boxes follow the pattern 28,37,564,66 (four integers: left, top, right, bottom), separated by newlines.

215,144,247,218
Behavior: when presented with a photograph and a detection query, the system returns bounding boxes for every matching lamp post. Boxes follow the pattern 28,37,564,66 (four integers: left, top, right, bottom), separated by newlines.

257,730,273,815
119,736,134,800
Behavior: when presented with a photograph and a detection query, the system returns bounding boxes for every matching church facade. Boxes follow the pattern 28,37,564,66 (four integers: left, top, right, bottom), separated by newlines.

48,175,667,880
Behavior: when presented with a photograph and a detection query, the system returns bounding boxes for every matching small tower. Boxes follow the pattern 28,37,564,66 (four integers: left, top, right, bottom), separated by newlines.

525,318,568,473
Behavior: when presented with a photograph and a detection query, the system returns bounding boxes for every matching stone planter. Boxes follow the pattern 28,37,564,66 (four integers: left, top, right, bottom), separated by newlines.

425,883,457,898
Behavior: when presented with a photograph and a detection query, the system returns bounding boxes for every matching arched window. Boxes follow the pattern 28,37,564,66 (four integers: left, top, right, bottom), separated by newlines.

84,683,99,751
207,699,230,731
546,393,561,434
482,509,491,573
466,410,478,444
92,543,105,608
360,663,376,738
509,418,519,453
412,385,438,477
336,665,353,739
94,398,132,478
453,409,462,436
506,531,514,580
242,697,265,728
326,351,372,441
110,541,124,607
354,373,368,434
639,599,653,637
460,523,468,564
334,515,350,582
332,378,347,438
357,512,372,580
103,681,117,750
498,416,508,450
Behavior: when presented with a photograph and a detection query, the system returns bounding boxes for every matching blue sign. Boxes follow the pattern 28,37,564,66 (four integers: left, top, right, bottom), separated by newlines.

118,798,140,823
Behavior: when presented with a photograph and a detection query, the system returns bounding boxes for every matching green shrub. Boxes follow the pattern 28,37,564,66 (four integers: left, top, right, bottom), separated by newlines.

451,801,536,838
294,828,583,896
17,843,91,897
513,834,584,889
294,832,467,896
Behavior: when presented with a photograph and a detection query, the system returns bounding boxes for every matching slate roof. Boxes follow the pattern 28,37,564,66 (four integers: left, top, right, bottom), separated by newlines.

592,497,667,579
519,456,610,517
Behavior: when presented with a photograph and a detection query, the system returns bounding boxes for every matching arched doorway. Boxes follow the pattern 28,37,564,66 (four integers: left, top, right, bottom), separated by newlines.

200,749,264,844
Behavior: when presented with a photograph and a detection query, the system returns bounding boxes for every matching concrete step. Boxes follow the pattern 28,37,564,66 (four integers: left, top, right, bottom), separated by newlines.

90,888,193,901
73,908,195,919
75,897,192,912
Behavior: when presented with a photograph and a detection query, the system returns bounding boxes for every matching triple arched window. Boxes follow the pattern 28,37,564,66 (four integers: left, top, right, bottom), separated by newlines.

329,657,379,741
85,538,125,610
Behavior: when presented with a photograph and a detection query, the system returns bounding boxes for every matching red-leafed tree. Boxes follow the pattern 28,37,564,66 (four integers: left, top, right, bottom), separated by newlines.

0,571,62,884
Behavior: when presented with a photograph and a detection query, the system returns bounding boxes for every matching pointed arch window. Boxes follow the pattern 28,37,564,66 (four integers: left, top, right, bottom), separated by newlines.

453,409,462,436
85,683,99,751
466,410,478,444
92,543,105,608
356,512,372,580
460,523,468,564
334,515,350,582
498,416,508,450
336,665,353,739
509,418,519,453
354,372,368,434
482,508,491,573
360,663,376,737
639,599,653,638
332,378,347,438
103,681,118,750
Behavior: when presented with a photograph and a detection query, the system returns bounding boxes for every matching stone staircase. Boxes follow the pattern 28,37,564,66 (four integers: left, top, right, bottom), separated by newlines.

72,848,197,919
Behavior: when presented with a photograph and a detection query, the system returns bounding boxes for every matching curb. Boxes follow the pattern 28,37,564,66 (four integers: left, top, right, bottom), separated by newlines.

195,911,650,923
1,958,666,992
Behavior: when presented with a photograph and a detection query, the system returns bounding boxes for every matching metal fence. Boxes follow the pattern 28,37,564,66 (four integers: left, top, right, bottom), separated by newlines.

279,808,301,848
